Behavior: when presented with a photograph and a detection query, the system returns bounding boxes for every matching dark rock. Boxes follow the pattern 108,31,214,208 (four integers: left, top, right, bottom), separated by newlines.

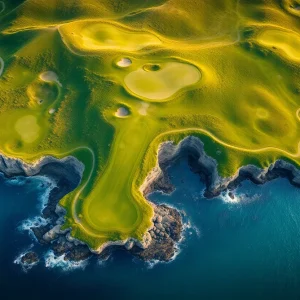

21,251,39,265
64,245,91,262
51,236,74,256
228,191,235,200
2,136,300,264
31,224,51,245
130,204,182,262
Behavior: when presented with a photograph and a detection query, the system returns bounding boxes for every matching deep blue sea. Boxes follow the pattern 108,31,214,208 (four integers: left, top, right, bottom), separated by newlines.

1,159,300,300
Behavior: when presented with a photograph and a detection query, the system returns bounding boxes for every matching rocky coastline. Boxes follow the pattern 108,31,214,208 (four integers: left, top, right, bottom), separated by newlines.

2,135,300,268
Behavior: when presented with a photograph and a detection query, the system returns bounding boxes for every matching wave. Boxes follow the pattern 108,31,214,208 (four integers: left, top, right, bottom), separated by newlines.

34,176,57,212
14,244,38,272
44,250,89,271
17,176,56,238
19,215,49,232
220,190,261,205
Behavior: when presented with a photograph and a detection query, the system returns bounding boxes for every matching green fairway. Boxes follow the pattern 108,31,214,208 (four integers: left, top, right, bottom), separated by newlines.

0,0,300,251
59,21,162,54
257,29,300,61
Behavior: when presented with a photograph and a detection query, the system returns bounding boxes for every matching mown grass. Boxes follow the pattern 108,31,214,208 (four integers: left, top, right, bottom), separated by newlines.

0,0,300,250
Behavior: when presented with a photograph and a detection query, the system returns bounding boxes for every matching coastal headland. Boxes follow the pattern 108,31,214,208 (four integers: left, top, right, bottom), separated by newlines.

0,0,300,266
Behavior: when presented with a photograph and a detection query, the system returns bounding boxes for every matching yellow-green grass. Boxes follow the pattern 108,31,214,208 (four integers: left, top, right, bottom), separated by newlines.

257,28,300,62
59,21,162,54
0,0,300,250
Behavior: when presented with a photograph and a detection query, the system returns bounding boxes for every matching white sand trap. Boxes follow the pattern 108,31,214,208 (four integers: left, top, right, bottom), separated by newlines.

0,57,4,77
115,107,130,118
49,108,56,114
40,71,62,87
15,115,40,143
116,58,132,68
138,103,149,116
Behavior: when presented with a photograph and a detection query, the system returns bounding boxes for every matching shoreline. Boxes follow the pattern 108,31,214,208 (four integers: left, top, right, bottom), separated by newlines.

1,135,300,268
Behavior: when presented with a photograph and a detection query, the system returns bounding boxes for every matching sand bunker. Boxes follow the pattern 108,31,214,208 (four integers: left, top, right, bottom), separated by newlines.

257,29,300,61
124,62,201,101
115,107,130,118
116,58,132,68
15,115,40,143
49,108,56,114
60,22,162,52
138,103,150,116
40,71,62,87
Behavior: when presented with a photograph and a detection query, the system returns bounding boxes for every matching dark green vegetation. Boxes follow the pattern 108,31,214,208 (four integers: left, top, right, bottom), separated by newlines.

0,0,299,250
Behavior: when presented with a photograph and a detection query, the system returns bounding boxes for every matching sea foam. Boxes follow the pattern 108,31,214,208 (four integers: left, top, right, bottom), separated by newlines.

44,250,89,271
14,244,38,272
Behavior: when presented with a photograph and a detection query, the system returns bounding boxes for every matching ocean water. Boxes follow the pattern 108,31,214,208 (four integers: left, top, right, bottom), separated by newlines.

1,159,300,300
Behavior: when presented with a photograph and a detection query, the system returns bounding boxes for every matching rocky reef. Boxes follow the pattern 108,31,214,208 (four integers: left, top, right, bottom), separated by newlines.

0,151,183,265
20,251,39,266
2,135,300,268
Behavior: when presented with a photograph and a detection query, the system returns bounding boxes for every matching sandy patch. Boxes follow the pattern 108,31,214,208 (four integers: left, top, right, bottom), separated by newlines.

116,58,132,68
115,107,129,118
40,71,62,87
138,103,150,116
49,108,56,114
15,115,40,143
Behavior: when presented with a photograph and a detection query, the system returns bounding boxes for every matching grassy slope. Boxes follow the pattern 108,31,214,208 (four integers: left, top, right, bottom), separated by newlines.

0,0,300,249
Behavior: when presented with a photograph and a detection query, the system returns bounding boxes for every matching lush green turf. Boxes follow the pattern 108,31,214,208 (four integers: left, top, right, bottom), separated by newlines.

0,0,300,250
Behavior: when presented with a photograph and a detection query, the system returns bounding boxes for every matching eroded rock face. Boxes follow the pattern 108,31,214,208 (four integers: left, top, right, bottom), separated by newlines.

142,136,300,198
2,136,300,266
140,136,220,197
131,204,182,261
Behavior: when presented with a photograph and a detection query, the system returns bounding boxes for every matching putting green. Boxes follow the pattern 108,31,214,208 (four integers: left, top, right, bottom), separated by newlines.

257,29,300,61
1,0,300,251
124,62,201,101
15,115,40,143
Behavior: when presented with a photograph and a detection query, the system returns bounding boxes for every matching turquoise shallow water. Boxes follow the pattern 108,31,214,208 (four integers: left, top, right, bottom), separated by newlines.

1,159,300,300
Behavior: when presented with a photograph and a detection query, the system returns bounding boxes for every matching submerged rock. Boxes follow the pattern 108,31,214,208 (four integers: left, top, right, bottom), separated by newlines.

20,251,39,266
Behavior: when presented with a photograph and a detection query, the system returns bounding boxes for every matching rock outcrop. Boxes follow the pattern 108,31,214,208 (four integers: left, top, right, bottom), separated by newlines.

20,251,39,266
2,135,300,266
141,136,300,199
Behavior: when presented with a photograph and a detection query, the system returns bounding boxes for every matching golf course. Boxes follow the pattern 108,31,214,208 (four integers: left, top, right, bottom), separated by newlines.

0,0,300,250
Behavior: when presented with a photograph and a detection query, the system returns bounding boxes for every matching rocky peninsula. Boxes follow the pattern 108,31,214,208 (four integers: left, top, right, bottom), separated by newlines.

2,136,300,267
